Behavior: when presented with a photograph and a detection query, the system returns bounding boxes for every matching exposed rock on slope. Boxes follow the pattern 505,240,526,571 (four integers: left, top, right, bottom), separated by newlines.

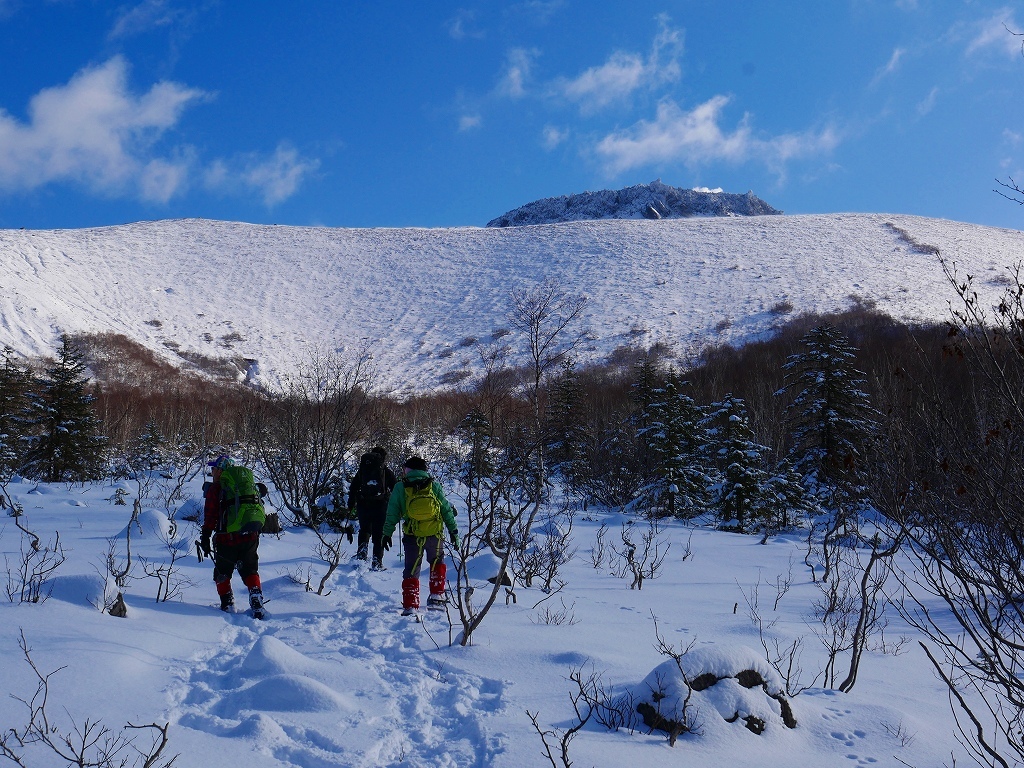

486,179,782,227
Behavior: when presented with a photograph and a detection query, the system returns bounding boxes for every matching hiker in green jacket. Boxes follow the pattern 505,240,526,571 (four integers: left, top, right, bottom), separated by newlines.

382,455,459,615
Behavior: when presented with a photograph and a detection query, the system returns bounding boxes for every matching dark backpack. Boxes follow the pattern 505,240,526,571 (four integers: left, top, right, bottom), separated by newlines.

357,452,388,503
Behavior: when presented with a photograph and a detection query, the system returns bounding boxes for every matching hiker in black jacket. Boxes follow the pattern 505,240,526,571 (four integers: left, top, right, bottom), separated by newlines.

348,447,397,570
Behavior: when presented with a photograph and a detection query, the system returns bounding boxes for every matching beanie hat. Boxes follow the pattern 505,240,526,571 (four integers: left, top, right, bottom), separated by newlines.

372,446,388,460
208,455,233,470
403,455,427,472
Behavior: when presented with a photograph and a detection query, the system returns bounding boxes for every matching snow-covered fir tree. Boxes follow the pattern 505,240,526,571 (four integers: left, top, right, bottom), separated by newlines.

545,357,589,499
705,394,773,533
763,457,819,533
455,407,497,522
637,367,712,518
20,335,106,482
0,347,32,484
779,324,878,501
126,420,170,473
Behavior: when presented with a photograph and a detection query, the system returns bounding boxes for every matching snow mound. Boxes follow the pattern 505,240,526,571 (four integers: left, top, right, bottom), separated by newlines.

239,636,324,679
487,180,781,226
214,674,354,715
116,508,172,540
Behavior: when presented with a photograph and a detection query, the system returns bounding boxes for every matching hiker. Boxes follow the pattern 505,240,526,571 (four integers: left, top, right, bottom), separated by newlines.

382,455,459,615
200,455,268,619
347,446,397,570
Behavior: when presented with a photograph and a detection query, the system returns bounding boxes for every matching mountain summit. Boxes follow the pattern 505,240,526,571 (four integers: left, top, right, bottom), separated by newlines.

486,180,782,227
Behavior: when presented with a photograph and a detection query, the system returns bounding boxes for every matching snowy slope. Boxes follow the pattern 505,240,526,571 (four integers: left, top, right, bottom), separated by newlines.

2,214,1022,391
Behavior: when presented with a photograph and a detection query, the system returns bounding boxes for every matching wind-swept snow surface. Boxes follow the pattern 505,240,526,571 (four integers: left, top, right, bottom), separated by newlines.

1,214,1022,391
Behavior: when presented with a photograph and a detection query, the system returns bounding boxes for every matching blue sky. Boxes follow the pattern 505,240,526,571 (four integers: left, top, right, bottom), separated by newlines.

0,1,1022,230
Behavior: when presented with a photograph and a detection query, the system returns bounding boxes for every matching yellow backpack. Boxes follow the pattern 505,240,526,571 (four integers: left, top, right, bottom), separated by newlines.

404,478,442,537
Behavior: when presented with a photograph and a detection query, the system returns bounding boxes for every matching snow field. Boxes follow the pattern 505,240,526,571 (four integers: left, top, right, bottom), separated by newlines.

0,473,964,767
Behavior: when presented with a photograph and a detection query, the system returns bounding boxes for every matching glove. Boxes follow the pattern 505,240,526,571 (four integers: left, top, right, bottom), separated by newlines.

382,535,392,551
256,482,269,498
449,530,460,549
344,524,354,544
200,531,212,557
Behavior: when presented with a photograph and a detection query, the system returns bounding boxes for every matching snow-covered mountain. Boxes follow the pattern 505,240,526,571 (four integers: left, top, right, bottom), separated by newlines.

486,180,782,226
2,213,1023,393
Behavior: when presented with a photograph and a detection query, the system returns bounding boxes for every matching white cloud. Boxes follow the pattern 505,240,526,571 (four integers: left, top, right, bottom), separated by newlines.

542,124,567,149
459,114,482,131
205,143,319,207
108,0,185,39
965,8,1023,58
507,0,565,25
594,96,839,177
916,86,939,116
446,9,484,40
497,48,538,99
562,52,648,110
559,14,682,112
0,56,206,201
871,47,905,86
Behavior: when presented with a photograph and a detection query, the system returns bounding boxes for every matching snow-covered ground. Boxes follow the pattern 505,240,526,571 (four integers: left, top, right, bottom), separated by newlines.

3,214,1023,392
1,474,960,767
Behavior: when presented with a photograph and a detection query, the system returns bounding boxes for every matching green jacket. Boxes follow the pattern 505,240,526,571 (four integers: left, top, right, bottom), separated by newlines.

383,469,458,539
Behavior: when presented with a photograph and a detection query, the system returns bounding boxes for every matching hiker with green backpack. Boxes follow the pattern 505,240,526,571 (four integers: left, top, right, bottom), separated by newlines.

381,455,459,615
200,455,269,619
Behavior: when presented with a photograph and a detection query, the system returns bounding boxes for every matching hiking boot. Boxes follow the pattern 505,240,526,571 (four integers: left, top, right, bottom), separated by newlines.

401,607,416,616
427,595,447,610
220,592,235,612
355,545,368,561
370,558,385,571
248,588,265,619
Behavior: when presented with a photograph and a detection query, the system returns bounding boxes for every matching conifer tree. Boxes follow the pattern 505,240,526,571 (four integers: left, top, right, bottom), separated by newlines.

127,420,170,473
764,457,818,533
780,324,878,500
20,335,106,482
626,354,667,493
638,368,711,518
0,347,32,484
706,394,772,532
545,357,589,498
456,408,496,518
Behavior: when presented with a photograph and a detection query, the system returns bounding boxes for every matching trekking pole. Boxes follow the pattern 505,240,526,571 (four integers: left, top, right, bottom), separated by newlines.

195,540,205,563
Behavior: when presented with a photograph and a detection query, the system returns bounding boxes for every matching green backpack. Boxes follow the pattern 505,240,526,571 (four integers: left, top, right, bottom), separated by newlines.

404,478,442,537
219,465,266,534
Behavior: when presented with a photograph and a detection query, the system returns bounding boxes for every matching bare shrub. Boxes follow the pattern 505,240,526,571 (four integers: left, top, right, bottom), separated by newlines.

5,530,66,604
0,630,176,767
139,520,195,603
589,521,608,569
526,664,610,768
610,519,670,590
530,597,579,626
